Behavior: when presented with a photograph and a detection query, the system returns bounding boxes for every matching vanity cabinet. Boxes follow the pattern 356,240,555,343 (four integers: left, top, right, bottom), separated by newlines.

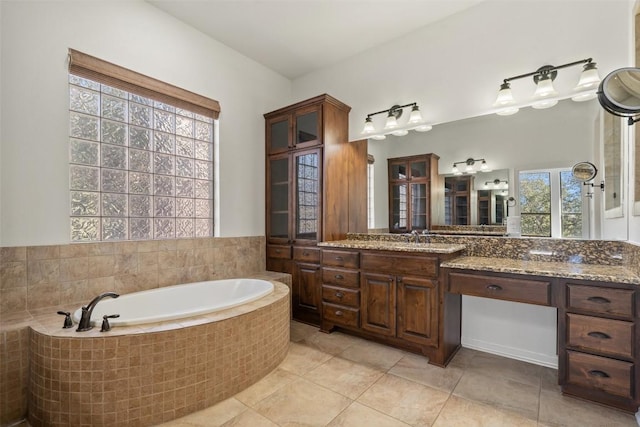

387,154,442,232
265,95,368,325
558,279,638,412
321,247,461,366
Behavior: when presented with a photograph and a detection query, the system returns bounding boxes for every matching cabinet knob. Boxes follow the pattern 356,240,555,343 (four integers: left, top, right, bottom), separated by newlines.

587,331,611,340
335,292,344,299
588,369,610,378
335,274,344,280
486,284,503,291
335,310,343,317
587,296,611,304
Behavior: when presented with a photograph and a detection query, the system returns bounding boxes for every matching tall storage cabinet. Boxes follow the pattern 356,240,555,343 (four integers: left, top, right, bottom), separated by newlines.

265,94,368,325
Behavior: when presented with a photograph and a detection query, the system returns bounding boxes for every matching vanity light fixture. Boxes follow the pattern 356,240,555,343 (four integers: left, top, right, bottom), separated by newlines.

361,103,432,140
451,158,489,175
483,179,508,189
493,58,600,115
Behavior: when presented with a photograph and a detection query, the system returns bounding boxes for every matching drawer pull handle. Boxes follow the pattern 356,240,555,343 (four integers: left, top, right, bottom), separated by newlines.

587,296,610,304
335,274,344,280
587,331,611,340
486,284,503,291
335,256,344,261
303,252,309,256
335,310,343,317
275,249,281,254
588,370,610,378
335,292,344,299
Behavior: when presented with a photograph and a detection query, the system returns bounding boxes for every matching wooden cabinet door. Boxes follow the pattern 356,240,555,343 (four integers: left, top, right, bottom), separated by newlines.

266,153,292,244
361,272,396,336
292,148,321,244
293,104,322,149
397,276,438,346
266,113,292,155
293,262,322,324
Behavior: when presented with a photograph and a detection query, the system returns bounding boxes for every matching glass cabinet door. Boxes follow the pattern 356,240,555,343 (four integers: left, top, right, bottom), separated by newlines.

294,105,322,149
294,149,320,241
390,162,408,181
410,183,428,230
454,194,469,225
409,159,428,180
391,183,408,231
267,115,291,154
268,156,290,240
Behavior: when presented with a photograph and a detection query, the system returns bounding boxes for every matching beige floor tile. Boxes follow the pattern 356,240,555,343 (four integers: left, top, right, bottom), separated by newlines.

453,370,540,421
357,373,449,426
432,395,537,427
447,346,481,369
278,341,333,375
389,352,464,393
220,408,279,427
253,377,352,427
304,356,385,399
299,330,362,355
327,401,411,427
540,366,561,393
290,321,318,342
538,390,638,427
463,351,543,387
167,398,248,426
234,368,300,408
338,339,406,371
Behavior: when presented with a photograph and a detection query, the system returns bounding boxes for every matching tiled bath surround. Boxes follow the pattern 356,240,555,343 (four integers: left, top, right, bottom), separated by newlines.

0,236,267,426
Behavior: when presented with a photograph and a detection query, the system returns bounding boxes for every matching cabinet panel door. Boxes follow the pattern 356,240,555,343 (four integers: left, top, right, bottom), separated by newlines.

390,183,408,232
361,272,396,336
409,159,429,180
293,149,321,242
294,104,322,149
267,114,292,154
410,183,428,230
293,262,322,324
397,276,438,346
267,154,291,242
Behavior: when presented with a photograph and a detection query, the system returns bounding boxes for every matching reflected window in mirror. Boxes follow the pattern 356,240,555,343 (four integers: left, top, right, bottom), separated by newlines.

518,169,588,238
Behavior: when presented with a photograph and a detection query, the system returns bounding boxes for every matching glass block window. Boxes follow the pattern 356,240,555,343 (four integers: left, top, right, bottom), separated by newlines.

69,75,215,241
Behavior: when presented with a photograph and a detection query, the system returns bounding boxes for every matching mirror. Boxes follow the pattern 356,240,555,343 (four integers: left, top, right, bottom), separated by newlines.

571,162,598,182
598,67,640,118
602,112,624,218
368,98,624,239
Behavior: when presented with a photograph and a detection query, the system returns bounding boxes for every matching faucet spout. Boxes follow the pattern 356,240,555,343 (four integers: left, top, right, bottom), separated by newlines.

77,292,119,332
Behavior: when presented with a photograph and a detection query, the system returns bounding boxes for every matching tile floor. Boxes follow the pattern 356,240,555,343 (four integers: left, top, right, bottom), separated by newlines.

158,321,638,427
12,320,639,427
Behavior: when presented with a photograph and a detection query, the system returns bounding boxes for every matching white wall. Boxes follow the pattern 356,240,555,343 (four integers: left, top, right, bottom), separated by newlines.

0,0,292,246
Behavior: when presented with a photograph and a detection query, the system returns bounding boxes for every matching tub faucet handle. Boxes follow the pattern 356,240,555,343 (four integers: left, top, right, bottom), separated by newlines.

100,314,120,332
57,311,73,329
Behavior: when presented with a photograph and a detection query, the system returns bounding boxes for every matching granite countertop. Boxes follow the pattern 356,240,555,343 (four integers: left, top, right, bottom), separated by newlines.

429,230,506,236
318,239,466,254
441,256,640,285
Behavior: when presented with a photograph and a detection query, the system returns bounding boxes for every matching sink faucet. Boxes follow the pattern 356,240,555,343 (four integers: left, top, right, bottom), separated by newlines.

77,292,119,332
421,229,431,244
410,230,420,244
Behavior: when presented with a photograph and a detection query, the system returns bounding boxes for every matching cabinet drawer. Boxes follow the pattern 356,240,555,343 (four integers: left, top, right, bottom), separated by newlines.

322,250,359,268
566,350,634,399
448,272,551,306
567,284,634,318
293,246,320,263
323,302,359,328
361,253,438,278
322,267,359,288
267,244,292,260
322,285,359,307
567,313,634,359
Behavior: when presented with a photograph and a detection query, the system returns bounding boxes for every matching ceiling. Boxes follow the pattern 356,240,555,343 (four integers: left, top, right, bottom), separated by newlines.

147,0,484,80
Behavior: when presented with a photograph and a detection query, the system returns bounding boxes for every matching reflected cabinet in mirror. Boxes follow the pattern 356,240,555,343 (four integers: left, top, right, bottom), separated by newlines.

602,112,624,218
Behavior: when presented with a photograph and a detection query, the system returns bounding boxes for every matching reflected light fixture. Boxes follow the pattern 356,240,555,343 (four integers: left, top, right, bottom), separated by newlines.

361,102,432,140
492,58,600,115
484,179,508,189
452,158,490,175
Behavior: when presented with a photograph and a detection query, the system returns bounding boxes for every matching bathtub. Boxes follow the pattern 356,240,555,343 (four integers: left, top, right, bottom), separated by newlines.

29,276,290,427
72,278,274,326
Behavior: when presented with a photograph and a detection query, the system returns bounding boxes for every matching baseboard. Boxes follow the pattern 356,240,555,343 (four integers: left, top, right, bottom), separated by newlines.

462,337,558,369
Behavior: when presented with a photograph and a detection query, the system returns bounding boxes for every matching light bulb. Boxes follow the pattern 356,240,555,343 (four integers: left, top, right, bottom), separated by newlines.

533,75,558,99
493,82,516,107
571,91,597,102
532,98,558,109
361,117,375,135
384,111,398,130
408,105,423,124
391,129,408,136
371,134,386,140
574,62,600,91
480,160,488,171
452,164,459,175
496,106,519,116
414,124,432,132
